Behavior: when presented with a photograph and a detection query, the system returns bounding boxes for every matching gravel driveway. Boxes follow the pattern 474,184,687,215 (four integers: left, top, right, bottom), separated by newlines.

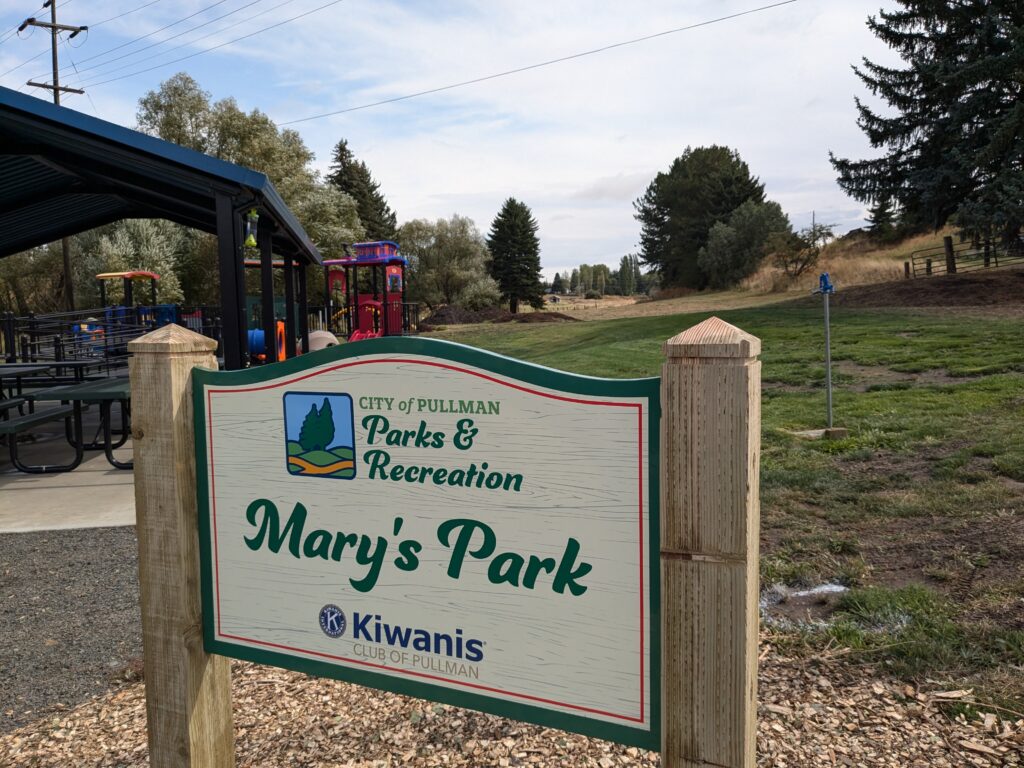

0,527,141,732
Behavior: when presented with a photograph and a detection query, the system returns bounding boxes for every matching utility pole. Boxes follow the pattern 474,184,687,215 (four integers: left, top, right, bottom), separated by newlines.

19,1,87,311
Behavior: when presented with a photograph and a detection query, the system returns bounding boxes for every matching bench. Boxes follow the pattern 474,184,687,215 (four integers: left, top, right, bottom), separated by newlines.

0,397,26,418
0,404,84,473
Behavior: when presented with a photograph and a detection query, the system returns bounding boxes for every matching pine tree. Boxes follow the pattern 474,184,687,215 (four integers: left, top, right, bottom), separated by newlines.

634,146,765,288
298,399,335,451
569,268,579,294
866,195,896,238
551,272,565,293
326,139,397,241
486,198,544,313
830,1,1024,242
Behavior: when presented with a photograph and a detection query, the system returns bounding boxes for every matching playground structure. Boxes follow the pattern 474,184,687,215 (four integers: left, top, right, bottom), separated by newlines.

2,241,419,372
323,240,416,341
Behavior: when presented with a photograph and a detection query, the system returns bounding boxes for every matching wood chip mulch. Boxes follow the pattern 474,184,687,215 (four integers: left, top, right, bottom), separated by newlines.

2,643,1022,767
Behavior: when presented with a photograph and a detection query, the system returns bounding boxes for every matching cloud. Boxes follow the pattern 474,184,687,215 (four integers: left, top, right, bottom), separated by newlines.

0,0,903,274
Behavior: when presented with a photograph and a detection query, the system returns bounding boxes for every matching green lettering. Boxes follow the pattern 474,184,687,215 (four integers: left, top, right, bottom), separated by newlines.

364,449,391,479
303,529,331,559
552,538,593,596
437,519,496,579
522,554,557,589
243,499,306,558
488,552,524,586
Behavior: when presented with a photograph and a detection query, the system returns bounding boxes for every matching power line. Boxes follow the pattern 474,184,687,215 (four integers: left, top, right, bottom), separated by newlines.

78,0,345,89
2,0,149,79
56,0,231,71
62,0,266,84
0,6,46,46
63,36,99,116
279,0,798,126
91,0,167,29
72,0,300,87
0,47,47,79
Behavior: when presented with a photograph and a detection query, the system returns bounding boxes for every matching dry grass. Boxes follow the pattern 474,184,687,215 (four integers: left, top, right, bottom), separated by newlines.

740,227,956,296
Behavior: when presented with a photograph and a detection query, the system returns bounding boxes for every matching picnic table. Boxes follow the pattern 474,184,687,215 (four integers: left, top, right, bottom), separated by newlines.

0,364,53,416
26,377,132,470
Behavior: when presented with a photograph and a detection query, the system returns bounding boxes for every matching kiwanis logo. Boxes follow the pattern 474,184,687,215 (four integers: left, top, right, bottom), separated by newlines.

319,604,347,638
283,392,356,479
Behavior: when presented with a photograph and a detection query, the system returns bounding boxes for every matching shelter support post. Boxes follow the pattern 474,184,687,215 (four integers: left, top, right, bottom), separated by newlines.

216,194,246,370
297,263,309,353
283,256,297,359
323,265,332,330
661,317,760,768
128,324,235,768
258,221,275,364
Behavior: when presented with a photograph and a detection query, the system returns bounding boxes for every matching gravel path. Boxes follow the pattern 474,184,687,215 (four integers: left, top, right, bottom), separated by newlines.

0,527,141,732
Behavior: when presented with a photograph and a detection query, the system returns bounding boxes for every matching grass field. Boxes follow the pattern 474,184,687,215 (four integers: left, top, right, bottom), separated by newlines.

431,302,1024,710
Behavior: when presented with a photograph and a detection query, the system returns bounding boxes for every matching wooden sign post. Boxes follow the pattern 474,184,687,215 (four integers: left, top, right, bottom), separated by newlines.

129,316,760,767
661,318,760,768
129,325,234,768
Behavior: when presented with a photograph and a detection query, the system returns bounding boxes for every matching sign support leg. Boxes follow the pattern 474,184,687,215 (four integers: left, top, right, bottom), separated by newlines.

824,291,833,429
661,317,761,768
129,324,235,768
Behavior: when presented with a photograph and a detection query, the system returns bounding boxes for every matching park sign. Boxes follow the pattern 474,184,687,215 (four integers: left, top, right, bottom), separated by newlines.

192,336,661,748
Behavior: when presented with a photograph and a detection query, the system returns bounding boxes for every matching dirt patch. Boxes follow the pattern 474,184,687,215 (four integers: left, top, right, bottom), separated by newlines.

421,307,580,327
816,265,1024,311
835,361,976,392
494,311,580,324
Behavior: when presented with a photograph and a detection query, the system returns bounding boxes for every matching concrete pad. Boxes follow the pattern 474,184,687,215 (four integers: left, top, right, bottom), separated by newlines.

789,427,850,441
0,429,135,532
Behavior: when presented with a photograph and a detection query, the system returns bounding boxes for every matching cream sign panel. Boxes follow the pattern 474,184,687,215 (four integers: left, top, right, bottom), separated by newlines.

193,337,660,747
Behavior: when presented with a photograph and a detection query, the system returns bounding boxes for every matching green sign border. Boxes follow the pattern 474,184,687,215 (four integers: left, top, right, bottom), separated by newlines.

193,336,661,750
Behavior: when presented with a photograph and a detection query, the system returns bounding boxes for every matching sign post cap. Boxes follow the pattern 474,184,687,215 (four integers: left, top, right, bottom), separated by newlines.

663,316,761,359
128,323,219,355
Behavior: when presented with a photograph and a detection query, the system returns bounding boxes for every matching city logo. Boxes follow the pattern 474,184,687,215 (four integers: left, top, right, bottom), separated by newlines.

283,392,356,479
319,604,347,638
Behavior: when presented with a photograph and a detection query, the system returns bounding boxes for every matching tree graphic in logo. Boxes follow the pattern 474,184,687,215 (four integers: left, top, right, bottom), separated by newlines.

283,393,355,479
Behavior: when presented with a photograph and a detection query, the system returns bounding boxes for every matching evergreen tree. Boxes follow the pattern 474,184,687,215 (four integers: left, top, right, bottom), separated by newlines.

551,272,565,293
830,1,1024,242
299,399,335,452
634,146,765,288
486,198,544,313
569,268,579,294
327,139,398,241
866,195,896,238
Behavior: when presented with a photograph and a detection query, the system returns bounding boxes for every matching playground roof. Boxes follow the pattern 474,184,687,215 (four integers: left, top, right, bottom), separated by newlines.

0,86,321,264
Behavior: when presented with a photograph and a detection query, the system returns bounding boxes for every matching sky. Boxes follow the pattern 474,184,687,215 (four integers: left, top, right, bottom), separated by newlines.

0,0,901,278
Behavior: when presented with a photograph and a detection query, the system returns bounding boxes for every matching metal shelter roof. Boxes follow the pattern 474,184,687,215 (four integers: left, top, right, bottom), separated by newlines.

0,85,321,264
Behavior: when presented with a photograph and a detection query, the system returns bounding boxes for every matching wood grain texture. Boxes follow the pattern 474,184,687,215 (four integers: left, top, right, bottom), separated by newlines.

661,316,760,767
129,324,235,768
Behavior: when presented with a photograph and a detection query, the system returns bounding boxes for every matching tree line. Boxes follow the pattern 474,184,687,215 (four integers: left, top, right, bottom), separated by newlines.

5,1,1012,314
635,1,1021,290
0,73,547,316
549,256,650,298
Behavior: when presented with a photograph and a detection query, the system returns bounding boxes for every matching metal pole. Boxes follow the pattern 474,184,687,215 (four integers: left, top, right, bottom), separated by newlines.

824,290,833,429
51,0,75,312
